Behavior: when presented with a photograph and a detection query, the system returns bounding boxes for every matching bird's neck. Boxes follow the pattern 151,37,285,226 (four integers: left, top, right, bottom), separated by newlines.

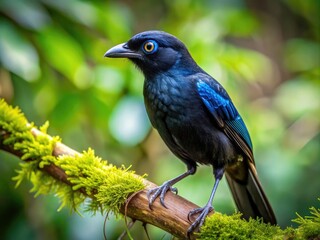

173,51,203,74
144,59,203,80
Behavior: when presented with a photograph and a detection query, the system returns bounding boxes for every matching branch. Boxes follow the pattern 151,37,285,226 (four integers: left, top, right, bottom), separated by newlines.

0,99,199,239
33,128,200,239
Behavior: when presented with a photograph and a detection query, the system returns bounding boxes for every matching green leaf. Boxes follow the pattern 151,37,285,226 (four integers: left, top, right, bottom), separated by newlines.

36,27,84,81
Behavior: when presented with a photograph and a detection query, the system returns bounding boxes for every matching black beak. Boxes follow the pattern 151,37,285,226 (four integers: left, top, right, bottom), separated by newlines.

104,43,141,59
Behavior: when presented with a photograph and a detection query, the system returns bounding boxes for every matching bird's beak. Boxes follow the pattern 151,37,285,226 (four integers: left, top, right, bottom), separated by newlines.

104,43,141,59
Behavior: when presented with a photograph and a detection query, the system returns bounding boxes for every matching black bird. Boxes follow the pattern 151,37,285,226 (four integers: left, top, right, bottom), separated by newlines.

105,31,277,235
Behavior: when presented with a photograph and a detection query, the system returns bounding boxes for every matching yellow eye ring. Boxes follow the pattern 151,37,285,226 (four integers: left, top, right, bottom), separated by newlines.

144,42,154,52
142,40,158,54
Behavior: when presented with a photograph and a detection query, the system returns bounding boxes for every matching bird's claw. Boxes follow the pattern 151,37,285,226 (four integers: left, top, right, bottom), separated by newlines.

171,187,178,195
187,205,214,237
147,181,178,209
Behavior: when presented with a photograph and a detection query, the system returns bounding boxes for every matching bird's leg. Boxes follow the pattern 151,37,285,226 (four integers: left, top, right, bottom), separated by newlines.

187,167,224,236
147,165,196,209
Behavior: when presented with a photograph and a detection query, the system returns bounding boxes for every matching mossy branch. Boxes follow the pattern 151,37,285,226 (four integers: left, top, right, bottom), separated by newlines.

0,98,199,239
0,98,319,240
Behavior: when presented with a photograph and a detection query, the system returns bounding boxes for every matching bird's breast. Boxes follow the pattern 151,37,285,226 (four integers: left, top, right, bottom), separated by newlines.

143,75,200,124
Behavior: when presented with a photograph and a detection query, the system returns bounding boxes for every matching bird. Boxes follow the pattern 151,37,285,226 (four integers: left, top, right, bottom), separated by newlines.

104,30,277,235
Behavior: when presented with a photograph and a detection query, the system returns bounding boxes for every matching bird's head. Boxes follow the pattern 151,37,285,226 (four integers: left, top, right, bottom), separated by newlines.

104,31,200,77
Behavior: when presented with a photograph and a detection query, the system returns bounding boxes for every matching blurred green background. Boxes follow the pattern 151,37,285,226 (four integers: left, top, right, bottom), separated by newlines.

0,0,319,239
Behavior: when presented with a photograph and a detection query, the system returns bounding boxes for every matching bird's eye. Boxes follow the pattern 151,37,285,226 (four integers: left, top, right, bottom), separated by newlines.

142,40,158,54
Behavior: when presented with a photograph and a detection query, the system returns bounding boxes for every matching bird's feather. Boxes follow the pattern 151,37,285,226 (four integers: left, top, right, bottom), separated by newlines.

197,80,254,163
225,161,277,224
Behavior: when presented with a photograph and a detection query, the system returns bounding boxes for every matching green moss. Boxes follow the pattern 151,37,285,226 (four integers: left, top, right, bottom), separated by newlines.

292,202,320,240
0,98,145,215
56,149,145,214
197,201,320,240
197,212,283,240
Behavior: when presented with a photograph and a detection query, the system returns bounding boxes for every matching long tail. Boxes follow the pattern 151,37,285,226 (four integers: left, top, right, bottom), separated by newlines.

225,162,277,224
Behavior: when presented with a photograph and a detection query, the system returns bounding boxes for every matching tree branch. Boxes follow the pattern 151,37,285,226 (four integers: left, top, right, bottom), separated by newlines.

3,127,201,239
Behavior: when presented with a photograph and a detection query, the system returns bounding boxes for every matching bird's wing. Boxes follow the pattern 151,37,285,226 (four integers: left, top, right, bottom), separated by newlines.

196,79,254,163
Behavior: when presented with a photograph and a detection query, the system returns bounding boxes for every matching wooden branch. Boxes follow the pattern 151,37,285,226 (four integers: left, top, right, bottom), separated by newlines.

5,128,204,239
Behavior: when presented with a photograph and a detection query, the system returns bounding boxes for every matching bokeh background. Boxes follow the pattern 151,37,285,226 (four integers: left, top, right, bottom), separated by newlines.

0,0,319,239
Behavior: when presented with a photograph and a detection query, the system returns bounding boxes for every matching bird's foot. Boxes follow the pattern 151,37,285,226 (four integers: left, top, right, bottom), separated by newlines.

147,181,178,209
187,204,214,237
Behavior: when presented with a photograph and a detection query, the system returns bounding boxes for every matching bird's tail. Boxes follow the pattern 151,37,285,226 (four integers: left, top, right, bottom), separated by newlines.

225,162,277,225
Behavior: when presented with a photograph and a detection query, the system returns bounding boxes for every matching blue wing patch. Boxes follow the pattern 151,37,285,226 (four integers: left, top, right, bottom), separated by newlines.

197,80,253,150
197,80,238,121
